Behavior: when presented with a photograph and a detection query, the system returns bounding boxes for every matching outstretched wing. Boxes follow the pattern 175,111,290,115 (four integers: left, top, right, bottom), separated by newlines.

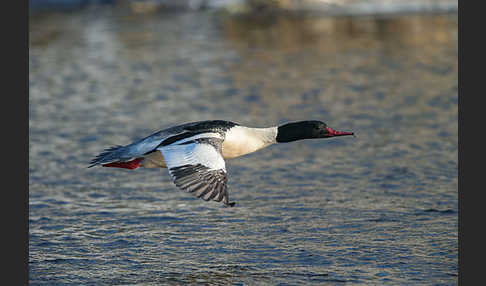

159,136,234,206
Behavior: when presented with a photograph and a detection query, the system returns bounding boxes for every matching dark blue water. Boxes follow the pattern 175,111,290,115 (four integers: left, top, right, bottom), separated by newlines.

29,7,457,285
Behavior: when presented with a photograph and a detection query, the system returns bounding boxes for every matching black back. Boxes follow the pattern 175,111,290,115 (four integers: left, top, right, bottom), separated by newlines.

157,120,238,148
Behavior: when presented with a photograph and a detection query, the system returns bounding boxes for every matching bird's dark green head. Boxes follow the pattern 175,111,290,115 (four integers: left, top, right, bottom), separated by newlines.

276,120,354,143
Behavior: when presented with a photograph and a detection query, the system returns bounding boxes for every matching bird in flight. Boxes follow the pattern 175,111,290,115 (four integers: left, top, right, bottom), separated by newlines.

89,120,354,207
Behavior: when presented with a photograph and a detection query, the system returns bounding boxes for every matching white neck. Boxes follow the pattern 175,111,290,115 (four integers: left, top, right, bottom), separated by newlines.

222,126,277,159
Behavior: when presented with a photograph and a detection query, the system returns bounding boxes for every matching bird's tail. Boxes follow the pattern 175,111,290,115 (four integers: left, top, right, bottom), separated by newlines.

88,145,126,168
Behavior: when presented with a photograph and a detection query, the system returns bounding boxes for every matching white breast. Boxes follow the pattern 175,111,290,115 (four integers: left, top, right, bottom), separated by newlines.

222,126,277,159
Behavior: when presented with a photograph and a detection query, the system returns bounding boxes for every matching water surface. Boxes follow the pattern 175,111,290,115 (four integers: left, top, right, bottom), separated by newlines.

29,7,458,285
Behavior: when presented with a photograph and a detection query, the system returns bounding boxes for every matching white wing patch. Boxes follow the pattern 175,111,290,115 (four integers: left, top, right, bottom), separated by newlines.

159,135,234,206
161,143,225,172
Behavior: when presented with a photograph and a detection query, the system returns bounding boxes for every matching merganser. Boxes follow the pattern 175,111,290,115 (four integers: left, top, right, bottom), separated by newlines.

89,120,354,207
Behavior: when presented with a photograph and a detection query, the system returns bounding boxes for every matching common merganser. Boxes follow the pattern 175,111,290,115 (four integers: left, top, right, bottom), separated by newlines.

89,120,354,207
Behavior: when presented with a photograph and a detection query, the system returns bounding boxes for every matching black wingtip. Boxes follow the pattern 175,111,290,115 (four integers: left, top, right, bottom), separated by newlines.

225,202,236,207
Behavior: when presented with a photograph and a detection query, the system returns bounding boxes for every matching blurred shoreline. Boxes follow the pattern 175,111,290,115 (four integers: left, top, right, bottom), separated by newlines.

29,0,457,16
